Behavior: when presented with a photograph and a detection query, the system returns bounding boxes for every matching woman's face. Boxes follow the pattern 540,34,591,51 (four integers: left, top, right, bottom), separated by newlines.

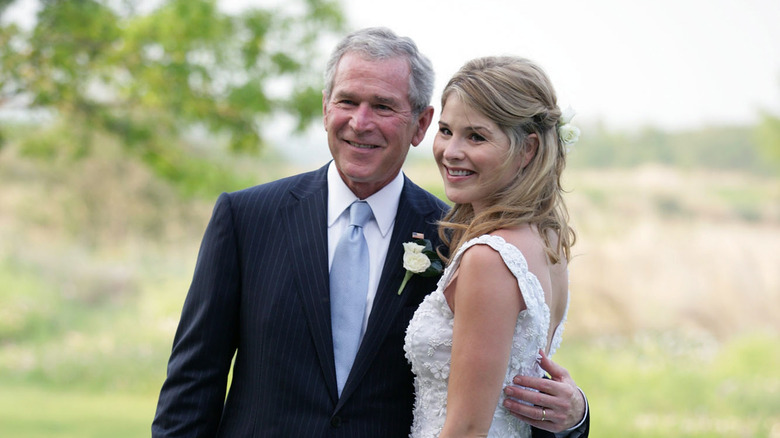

433,94,521,214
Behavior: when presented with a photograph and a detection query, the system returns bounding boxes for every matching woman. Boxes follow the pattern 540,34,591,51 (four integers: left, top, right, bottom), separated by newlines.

404,56,578,437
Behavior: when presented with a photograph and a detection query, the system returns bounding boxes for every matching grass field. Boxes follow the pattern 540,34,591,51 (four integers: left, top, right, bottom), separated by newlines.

1,150,779,437
2,333,777,437
0,383,154,438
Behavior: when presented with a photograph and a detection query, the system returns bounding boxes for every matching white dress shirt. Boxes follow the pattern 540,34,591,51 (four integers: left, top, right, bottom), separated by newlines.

327,161,403,337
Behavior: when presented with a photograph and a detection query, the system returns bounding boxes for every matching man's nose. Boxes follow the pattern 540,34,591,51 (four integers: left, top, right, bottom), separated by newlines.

350,103,374,132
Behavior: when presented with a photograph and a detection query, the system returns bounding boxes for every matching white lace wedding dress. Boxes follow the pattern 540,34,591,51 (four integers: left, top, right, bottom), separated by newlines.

404,235,568,438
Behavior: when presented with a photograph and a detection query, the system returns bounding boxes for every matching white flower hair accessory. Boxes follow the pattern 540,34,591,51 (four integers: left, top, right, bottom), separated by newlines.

558,106,581,151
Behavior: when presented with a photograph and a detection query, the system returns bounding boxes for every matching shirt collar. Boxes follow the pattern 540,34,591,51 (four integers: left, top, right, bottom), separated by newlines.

327,161,403,237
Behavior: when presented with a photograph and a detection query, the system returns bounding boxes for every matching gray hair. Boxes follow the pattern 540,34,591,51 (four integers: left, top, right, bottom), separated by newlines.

323,27,434,116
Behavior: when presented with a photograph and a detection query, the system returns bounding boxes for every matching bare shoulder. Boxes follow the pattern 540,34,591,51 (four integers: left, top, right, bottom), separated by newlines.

456,240,522,307
458,242,511,278
491,227,569,325
490,226,548,270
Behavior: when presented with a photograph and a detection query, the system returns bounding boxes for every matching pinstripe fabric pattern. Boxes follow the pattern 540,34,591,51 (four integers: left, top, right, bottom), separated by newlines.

153,163,449,437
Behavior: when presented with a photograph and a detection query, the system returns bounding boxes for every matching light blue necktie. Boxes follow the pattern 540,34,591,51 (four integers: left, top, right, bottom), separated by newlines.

330,200,372,396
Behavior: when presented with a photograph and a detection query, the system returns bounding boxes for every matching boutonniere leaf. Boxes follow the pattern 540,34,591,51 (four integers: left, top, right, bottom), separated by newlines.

397,234,443,295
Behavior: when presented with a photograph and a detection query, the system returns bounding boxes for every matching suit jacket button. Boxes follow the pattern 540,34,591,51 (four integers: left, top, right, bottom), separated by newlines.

330,416,342,428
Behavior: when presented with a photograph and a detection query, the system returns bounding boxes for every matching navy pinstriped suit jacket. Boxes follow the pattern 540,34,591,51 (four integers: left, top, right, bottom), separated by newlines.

153,163,449,437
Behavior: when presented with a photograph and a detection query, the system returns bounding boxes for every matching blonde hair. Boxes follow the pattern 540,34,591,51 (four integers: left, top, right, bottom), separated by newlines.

438,56,575,264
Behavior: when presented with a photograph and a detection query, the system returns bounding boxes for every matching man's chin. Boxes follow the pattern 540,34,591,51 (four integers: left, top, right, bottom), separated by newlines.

337,159,379,178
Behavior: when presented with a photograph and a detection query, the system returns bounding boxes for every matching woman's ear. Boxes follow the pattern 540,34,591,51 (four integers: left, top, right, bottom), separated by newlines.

520,133,539,169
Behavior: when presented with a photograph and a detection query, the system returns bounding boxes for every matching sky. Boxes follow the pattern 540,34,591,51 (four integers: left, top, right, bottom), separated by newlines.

227,0,780,161
4,0,780,159
333,0,780,131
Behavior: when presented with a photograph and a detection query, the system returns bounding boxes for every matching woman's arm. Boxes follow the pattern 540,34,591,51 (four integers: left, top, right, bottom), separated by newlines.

440,244,525,437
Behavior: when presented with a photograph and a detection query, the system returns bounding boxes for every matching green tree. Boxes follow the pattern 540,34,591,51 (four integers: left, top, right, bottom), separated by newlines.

0,0,344,192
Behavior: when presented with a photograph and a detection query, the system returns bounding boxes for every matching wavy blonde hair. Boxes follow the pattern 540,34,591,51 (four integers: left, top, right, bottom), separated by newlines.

438,56,575,264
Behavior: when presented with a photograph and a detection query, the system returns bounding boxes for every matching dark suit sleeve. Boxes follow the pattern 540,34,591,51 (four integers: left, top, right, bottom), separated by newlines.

152,193,242,437
555,410,589,438
531,391,590,438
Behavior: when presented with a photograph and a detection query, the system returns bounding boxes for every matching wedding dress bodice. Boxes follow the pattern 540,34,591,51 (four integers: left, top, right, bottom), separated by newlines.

403,235,568,438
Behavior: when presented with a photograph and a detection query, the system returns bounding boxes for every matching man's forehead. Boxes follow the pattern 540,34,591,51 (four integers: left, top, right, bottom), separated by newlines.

332,88,401,103
335,52,410,77
330,55,411,104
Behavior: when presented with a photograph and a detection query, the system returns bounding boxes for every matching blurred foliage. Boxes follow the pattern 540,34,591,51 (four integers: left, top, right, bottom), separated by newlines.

568,120,780,175
0,0,344,194
756,111,780,168
0,254,176,393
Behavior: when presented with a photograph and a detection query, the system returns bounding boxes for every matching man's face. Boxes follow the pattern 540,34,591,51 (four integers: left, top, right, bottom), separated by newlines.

323,52,432,199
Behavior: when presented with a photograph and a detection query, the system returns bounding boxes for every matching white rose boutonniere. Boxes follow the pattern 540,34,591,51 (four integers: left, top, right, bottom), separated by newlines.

397,235,443,295
402,242,431,272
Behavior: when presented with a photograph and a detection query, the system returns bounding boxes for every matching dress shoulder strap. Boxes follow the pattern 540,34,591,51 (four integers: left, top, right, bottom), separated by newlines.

440,234,547,315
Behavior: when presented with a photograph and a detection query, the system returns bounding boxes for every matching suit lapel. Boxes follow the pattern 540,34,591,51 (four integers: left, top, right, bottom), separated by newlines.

283,165,340,401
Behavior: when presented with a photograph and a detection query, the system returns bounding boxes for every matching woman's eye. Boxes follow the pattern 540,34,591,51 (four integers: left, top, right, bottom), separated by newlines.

439,127,452,136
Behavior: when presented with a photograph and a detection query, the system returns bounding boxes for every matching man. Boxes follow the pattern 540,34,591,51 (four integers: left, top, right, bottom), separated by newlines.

153,27,588,437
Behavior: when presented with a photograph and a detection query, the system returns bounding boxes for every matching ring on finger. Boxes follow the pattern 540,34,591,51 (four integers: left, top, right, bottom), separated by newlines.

541,407,546,421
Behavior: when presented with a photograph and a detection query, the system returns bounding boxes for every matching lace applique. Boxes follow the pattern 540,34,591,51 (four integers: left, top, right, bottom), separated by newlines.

403,235,569,437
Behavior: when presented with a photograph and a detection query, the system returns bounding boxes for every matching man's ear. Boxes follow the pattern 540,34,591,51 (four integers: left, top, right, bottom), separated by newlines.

411,106,435,147
520,133,539,169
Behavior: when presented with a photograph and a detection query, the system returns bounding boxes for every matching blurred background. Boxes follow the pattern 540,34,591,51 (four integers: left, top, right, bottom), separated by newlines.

1,0,778,436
